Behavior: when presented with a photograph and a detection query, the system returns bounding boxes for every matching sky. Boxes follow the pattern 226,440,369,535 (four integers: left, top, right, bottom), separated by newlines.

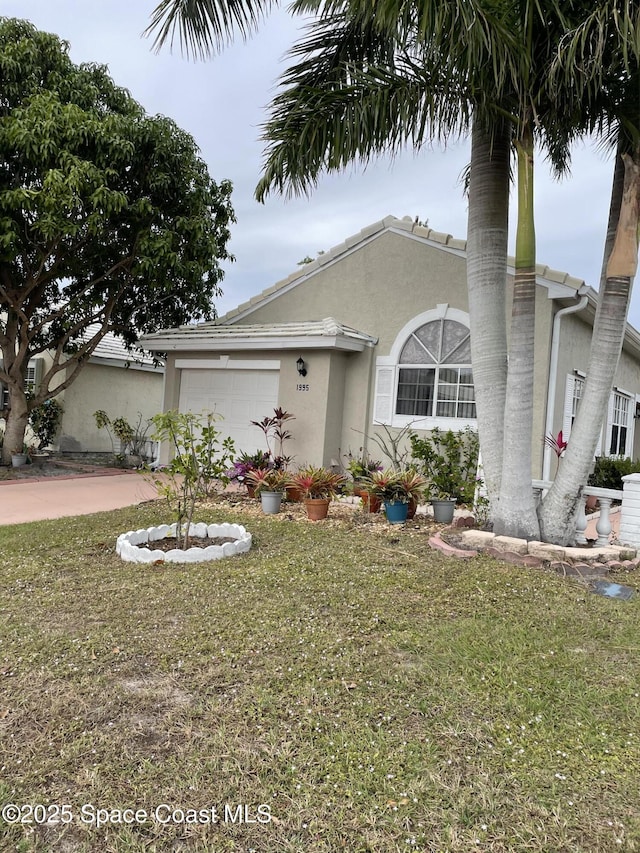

3,0,636,326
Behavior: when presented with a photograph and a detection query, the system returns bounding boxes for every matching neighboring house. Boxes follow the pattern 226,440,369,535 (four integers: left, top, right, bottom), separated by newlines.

140,215,640,477
1,329,164,454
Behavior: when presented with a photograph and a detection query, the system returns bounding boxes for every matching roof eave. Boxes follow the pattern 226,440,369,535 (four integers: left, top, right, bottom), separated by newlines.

140,333,376,353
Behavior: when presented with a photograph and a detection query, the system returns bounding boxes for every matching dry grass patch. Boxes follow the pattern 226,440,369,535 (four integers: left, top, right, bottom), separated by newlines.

0,497,639,851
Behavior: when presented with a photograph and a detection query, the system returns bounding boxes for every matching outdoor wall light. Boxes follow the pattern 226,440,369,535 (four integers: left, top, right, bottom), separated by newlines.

635,401,640,420
296,357,307,377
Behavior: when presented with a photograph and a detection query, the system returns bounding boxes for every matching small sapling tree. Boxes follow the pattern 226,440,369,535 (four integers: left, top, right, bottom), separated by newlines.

150,410,235,548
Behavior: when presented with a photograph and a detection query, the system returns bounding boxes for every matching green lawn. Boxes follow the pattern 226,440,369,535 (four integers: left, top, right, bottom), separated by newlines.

0,498,639,852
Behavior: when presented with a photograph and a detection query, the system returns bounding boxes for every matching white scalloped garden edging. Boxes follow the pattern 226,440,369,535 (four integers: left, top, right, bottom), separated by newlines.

116,522,252,563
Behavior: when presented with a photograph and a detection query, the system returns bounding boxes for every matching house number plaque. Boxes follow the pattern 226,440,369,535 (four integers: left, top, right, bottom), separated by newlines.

296,383,310,392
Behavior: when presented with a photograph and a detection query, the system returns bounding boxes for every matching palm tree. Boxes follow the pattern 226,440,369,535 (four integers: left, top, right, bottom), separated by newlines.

147,0,638,543
537,12,640,543
466,119,510,506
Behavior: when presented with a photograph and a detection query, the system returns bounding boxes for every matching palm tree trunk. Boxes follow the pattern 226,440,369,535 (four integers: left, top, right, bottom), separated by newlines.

466,118,510,513
493,124,540,539
539,146,640,545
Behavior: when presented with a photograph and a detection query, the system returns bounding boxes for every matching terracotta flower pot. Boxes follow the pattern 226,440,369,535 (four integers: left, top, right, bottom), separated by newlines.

285,485,304,502
304,497,330,520
406,497,418,519
358,490,381,514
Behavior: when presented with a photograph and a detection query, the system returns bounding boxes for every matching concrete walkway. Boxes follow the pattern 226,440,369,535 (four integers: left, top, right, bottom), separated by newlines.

0,470,159,526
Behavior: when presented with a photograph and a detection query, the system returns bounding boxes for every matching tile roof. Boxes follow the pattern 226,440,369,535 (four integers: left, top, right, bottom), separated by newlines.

81,325,159,367
140,317,378,352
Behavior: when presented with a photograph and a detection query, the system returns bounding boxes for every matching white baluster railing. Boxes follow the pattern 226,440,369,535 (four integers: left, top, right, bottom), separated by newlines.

531,481,622,546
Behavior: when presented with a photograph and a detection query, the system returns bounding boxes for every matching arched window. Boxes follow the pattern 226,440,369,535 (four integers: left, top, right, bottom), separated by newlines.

397,318,475,418
374,307,476,426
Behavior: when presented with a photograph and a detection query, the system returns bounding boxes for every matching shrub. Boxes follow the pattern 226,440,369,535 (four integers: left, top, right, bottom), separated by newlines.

409,427,480,504
587,456,640,491
28,398,64,449
94,410,153,462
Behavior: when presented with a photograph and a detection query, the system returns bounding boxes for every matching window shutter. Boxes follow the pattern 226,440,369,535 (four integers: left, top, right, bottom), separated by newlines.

373,366,395,424
562,375,575,440
31,358,44,392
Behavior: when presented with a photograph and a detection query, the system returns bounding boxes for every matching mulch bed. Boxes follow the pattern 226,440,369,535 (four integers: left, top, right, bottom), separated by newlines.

150,536,237,552
0,459,120,480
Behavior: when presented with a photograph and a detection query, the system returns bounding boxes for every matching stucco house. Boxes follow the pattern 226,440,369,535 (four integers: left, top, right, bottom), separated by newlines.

1,330,164,455
140,215,640,479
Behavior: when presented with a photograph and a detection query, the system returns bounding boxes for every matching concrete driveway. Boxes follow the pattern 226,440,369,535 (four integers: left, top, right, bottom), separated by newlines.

0,470,159,526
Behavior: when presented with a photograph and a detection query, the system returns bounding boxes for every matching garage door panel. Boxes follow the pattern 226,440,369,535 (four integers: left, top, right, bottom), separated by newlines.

179,368,279,454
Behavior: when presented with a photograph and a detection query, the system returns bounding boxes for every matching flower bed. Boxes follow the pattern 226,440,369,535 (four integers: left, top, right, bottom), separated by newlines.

116,522,251,563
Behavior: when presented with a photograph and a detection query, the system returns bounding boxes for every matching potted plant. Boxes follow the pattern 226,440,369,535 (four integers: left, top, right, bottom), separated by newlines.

396,468,428,519
227,449,273,496
245,468,291,514
251,407,295,470
344,450,383,512
357,480,383,515
26,443,49,467
291,465,346,520
11,446,28,468
410,428,480,523
344,450,383,485
430,491,458,524
367,468,427,524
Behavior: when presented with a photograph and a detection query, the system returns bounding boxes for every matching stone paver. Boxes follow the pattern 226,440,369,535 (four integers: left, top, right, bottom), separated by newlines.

493,535,529,555
428,532,478,559
454,527,638,573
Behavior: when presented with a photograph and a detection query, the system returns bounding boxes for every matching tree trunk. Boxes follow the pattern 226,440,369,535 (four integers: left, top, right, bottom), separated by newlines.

466,118,510,513
2,387,29,465
493,126,541,540
539,148,640,545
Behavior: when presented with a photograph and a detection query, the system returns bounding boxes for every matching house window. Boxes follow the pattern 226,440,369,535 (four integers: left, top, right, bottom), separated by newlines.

395,319,476,419
571,376,584,427
562,373,633,460
1,361,41,410
609,391,630,456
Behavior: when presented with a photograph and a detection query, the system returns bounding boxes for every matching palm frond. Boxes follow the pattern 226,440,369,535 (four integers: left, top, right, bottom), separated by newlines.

255,12,482,199
145,0,278,58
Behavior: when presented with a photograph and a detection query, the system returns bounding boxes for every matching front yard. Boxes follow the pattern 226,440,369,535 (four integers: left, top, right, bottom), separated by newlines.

0,497,639,852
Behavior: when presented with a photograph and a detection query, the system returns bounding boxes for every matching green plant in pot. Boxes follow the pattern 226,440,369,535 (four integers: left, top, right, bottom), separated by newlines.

396,468,429,519
245,468,292,514
227,449,273,495
291,465,346,520
344,449,383,483
367,468,427,524
410,427,479,523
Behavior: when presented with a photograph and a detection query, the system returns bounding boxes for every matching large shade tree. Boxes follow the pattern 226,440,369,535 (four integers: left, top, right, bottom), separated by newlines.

0,18,235,463
148,0,639,544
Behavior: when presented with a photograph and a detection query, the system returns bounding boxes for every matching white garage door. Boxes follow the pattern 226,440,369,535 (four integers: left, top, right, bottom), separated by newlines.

179,368,280,454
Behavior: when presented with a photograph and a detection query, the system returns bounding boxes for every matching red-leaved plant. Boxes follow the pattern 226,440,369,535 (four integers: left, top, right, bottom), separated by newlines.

544,430,568,476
